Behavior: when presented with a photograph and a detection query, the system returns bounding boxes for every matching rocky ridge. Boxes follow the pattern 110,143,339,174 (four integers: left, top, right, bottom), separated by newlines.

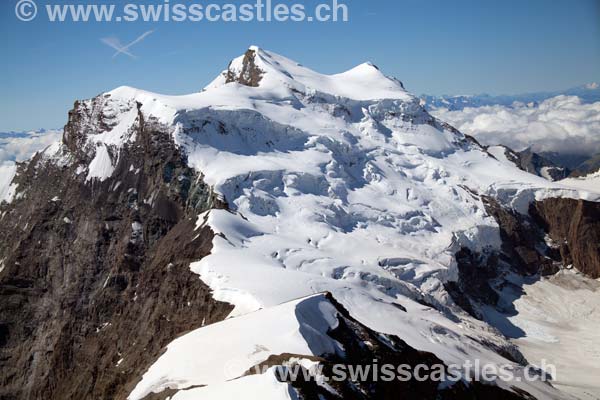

0,98,231,399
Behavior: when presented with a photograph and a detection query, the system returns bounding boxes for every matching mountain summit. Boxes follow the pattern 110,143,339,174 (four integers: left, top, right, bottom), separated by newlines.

205,46,409,101
1,47,600,400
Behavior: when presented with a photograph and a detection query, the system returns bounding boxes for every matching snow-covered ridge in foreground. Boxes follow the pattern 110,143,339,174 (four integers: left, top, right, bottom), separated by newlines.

41,47,599,399
129,293,566,400
129,294,341,400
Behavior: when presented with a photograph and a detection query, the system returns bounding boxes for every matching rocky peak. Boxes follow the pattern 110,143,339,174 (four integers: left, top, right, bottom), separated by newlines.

224,48,265,87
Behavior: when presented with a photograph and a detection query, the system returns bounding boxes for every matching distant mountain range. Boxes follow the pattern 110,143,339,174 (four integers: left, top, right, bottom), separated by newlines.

0,128,58,139
421,82,600,110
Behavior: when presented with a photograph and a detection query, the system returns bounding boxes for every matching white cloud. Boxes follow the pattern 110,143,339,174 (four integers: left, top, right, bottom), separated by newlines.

0,130,62,166
0,130,61,203
101,30,154,59
431,95,600,156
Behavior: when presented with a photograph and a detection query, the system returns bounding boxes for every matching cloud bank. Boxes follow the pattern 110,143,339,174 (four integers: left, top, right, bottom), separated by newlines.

431,95,600,156
0,130,62,202
0,130,62,167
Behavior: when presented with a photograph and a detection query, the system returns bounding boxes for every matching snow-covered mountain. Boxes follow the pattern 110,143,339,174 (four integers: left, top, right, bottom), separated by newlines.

1,47,599,400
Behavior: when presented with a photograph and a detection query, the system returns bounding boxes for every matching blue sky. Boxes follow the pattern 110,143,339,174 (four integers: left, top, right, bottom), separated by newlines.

1,0,599,131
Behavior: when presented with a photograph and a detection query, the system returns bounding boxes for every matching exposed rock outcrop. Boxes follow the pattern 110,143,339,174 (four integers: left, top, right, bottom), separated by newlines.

515,148,570,181
483,197,560,276
224,49,265,87
446,194,600,330
445,196,561,320
531,198,600,279
488,145,570,181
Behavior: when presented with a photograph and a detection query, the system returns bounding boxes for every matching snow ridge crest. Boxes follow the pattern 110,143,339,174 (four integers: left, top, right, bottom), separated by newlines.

204,46,411,102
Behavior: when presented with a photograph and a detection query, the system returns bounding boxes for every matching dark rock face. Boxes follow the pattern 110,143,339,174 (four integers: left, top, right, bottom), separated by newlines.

531,198,600,278
483,197,560,276
489,146,570,181
0,101,232,399
445,196,562,321
63,95,111,157
515,148,570,181
446,248,500,315
224,49,264,87
446,195,600,328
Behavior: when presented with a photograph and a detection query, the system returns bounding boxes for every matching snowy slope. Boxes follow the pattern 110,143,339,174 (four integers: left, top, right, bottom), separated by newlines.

496,271,600,400
129,294,342,399
32,47,600,399
559,170,600,192
204,46,411,102
0,163,17,204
